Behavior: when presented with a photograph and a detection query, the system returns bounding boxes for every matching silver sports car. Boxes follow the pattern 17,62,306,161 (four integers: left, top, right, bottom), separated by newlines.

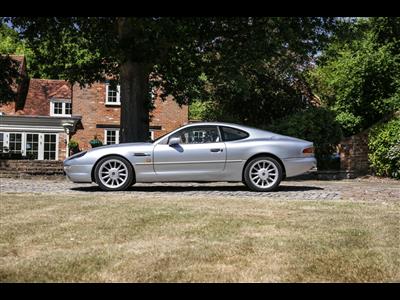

64,122,317,192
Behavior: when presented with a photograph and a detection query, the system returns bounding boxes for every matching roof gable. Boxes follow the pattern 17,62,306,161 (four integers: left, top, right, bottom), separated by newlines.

49,84,71,99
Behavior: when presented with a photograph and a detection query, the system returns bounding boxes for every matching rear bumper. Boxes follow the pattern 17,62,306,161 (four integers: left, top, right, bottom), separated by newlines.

63,164,93,183
282,157,317,177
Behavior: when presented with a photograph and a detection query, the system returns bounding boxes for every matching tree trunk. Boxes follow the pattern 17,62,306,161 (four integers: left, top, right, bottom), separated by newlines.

119,60,151,142
118,18,152,143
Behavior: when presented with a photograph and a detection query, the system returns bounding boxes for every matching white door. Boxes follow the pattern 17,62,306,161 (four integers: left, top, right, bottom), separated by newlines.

25,133,40,159
42,133,58,160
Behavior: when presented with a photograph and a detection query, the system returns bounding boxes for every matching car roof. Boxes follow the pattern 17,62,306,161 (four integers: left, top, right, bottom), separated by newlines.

182,122,277,138
185,121,268,131
184,121,252,129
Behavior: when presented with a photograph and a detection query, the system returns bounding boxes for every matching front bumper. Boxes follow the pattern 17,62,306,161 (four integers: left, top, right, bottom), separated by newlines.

64,164,93,183
282,157,317,178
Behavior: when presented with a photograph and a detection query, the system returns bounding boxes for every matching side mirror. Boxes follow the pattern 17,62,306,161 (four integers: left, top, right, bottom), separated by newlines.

168,137,180,146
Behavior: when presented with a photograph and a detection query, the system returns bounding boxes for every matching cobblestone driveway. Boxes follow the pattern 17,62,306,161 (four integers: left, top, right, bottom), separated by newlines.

1,177,399,201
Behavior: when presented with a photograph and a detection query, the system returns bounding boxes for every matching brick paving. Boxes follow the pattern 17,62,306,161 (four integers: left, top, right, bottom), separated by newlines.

1,176,399,201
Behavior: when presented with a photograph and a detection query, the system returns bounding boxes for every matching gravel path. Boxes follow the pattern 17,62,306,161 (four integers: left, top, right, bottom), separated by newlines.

1,176,399,201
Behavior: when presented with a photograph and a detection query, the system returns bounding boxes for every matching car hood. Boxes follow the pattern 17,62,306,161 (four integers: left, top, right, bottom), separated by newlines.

85,142,154,154
94,142,153,150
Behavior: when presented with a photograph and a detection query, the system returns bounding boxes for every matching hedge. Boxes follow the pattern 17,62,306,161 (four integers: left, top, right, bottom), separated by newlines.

368,116,400,179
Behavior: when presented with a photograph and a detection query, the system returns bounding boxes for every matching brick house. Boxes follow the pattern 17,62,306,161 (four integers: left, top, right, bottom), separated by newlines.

0,55,188,161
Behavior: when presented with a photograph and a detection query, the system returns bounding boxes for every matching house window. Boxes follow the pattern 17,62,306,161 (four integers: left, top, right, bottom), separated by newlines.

104,129,120,145
65,102,72,115
54,102,63,114
50,99,72,117
43,134,57,160
0,133,3,152
105,84,121,105
26,133,39,159
0,132,58,160
149,130,155,141
9,133,22,153
104,129,156,144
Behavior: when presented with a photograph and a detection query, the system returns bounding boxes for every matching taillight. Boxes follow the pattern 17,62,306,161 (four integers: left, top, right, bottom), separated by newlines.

303,147,314,155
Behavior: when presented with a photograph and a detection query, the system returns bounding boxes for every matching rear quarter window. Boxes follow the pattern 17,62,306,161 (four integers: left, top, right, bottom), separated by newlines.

220,126,249,141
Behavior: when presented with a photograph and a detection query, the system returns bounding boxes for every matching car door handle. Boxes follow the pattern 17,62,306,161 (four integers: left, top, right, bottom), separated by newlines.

210,148,223,152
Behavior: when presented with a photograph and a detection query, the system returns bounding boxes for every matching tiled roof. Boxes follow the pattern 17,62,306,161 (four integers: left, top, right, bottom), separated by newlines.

17,79,71,115
49,83,72,99
27,78,70,99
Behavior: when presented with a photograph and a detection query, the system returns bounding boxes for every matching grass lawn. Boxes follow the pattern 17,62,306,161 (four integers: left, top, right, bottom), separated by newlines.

0,193,399,282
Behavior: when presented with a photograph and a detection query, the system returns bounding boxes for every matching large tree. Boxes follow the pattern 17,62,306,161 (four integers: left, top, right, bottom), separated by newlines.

2,17,335,141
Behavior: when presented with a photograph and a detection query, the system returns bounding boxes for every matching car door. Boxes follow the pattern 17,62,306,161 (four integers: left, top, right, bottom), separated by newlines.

153,125,226,181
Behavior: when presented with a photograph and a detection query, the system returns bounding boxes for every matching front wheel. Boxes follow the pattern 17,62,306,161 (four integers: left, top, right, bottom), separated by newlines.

244,156,283,192
94,156,134,191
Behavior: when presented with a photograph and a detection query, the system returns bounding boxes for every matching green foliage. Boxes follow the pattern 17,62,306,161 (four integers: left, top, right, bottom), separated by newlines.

334,112,363,137
195,71,310,126
68,139,79,149
0,23,25,54
89,135,103,148
266,107,343,169
0,22,36,77
0,23,25,103
368,116,400,179
176,18,337,126
188,99,211,121
308,17,400,137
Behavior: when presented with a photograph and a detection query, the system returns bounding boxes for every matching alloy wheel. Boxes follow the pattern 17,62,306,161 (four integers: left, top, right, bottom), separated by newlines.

98,159,129,189
249,159,279,189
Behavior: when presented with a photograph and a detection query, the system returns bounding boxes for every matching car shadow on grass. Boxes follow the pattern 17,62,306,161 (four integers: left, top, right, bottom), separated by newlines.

69,184,324,193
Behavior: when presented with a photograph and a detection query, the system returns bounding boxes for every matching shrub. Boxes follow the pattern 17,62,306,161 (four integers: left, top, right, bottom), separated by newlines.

266,107,343,169
89,135,103,148
368,116,400,179
68,139,79,149
335,111,363,137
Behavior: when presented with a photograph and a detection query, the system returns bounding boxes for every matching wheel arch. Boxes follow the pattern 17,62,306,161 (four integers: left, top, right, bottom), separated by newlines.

91,154,136,183
242,153,286,182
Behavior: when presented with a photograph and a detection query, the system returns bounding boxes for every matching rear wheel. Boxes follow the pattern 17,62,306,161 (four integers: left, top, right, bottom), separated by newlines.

94,156,134,191
244,156,283,192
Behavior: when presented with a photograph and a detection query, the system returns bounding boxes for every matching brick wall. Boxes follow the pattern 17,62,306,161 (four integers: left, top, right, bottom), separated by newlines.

150,94,189,139
0,159,64,177
71,84,188,150
58,132,68,161
71,83,120,151
339,130,370,174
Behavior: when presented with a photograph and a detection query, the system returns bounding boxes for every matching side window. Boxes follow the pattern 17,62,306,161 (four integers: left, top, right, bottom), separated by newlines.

220,126,249,141
170,126,221,144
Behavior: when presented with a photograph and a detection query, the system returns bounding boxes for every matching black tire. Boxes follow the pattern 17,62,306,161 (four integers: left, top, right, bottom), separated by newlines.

243,156,283,192
94,155,134,191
